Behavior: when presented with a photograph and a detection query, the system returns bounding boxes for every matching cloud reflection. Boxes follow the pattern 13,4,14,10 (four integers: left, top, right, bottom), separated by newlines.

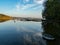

14,21,46,45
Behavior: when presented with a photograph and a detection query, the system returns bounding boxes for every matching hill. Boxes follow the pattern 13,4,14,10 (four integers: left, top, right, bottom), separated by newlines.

0,14,12,22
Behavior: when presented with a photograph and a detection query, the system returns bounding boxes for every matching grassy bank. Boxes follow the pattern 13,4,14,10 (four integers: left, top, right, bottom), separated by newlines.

0,14,12,22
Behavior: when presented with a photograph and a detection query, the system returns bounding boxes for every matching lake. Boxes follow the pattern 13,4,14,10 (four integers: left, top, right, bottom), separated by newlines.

0,20,46,45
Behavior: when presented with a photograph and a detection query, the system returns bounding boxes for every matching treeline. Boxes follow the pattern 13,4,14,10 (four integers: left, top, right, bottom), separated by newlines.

42,0,60,45
43,0,60,22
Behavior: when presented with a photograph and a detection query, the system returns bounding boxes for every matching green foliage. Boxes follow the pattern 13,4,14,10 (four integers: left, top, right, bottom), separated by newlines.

42,0,60,37
42,0,60,45
43,0,60,20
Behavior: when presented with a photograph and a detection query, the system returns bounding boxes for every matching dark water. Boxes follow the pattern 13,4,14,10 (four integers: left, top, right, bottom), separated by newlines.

42,21,60,45
0,20,46,45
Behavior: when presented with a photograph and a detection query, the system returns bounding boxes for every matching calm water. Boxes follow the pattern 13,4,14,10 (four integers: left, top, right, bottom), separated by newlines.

0,20,46,45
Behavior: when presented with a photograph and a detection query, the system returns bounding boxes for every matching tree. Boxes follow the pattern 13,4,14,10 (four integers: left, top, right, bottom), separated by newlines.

43,0,60,21
42,0,60,45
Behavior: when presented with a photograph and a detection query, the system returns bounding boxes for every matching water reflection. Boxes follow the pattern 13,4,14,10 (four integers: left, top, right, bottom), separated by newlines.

22,32,46,45
42,21,60,45
1,19,59,45
0,20,9,23
0,20,46,45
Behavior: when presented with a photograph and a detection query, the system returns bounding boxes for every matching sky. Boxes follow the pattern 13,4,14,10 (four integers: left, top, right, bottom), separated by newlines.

0,0,45,18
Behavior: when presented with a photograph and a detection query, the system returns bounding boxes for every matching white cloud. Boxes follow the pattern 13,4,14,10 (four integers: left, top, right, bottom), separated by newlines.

16,4,36,10
12,0,44,17
16,3,20,11
15,0,44,10
21,4,37,10
24,0,30,2
34,0,44,4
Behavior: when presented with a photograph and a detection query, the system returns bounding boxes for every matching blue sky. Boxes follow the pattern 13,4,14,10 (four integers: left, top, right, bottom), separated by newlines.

0,0,45,18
